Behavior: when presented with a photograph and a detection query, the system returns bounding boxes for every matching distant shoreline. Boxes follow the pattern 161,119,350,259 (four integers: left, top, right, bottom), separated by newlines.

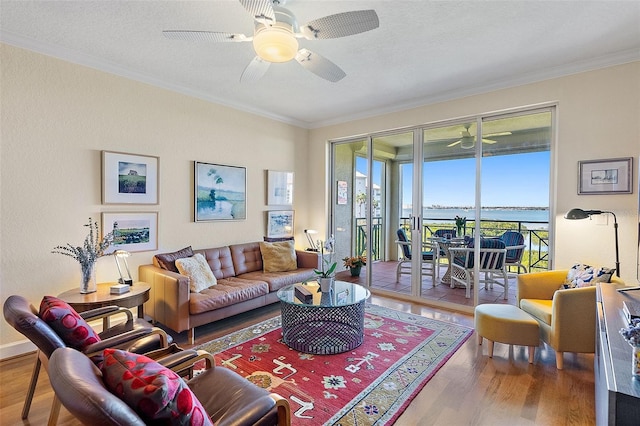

425,206,548,211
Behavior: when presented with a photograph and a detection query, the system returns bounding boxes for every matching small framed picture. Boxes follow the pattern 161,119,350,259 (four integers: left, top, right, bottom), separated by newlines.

195,162,247,221
102,151,159,204
102,212,158,254
266,210,294,238
267,170,294,206
337,180,348,204
578,157,633,195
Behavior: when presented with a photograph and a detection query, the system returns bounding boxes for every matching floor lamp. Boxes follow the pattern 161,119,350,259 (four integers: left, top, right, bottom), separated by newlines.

564,208,619,277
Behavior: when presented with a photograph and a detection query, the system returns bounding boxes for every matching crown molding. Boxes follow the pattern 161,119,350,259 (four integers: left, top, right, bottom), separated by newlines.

2,31,638,130
0,31,310,128
308,48,640,129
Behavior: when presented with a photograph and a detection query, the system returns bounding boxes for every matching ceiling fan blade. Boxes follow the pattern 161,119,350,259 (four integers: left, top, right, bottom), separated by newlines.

295,49,346,82
485,131,512,137
482,138,497,144
447,140,462,147
239,0,275,24
163,31,249,42
300,9,379,39
240,56,270,83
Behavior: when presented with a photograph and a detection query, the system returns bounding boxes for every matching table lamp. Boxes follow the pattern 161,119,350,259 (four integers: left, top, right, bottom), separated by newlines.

304,229,318,251
114,250,133,284
564,208,619,277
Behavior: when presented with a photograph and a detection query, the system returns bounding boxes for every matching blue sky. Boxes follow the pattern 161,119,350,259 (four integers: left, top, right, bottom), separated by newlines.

358,151,550,208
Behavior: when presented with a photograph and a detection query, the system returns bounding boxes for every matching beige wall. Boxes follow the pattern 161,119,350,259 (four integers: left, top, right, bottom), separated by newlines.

0,44,310,355
309,62,640,284
2,42,639,357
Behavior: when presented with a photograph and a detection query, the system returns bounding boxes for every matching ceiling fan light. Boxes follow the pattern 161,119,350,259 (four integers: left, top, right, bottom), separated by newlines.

460,136,475,149
253,26,298,63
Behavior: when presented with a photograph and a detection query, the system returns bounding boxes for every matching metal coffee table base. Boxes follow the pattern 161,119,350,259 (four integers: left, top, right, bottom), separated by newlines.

280,299,366,355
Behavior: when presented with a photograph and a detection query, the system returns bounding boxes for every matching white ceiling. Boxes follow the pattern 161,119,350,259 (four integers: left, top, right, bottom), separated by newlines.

2,1,639,128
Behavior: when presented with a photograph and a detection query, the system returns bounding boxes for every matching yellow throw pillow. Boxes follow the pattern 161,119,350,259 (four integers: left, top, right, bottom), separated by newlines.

175,253,217,293
260,240,297,273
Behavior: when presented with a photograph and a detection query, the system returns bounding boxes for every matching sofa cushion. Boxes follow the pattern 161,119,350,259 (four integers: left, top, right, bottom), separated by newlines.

155,246,194,273
519,299,553,326
39,296,101,351
101,348,211,426
189,279,269,315
229,242,263,275
238,268,316,292
176,253,217,293
595,267,616,283
259,240,297,273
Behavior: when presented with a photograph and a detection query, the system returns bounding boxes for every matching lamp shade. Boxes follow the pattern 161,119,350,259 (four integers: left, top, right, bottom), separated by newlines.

565,208,591,220
253,26,298,63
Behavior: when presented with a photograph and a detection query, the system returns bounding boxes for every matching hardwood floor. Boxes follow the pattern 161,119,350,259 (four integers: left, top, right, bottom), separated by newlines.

0,295,595,425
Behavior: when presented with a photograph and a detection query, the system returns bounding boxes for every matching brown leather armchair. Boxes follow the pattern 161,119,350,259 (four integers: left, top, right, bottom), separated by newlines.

49,347,292,426
3,295,171,425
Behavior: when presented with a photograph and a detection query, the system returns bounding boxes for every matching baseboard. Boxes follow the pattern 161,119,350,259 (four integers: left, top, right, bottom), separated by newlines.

0,339,36,360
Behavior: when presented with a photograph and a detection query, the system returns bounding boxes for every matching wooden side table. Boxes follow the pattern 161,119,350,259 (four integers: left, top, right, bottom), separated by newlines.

57,282,151,327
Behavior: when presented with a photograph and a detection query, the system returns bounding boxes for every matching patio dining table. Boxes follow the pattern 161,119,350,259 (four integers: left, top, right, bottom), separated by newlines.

431,237,467,286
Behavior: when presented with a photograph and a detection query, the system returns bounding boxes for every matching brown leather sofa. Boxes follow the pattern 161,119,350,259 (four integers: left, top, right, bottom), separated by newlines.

139,242,319,343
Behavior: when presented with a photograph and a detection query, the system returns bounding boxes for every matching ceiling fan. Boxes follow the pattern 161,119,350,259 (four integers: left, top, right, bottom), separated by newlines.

163,0,379,83
447,124,512,149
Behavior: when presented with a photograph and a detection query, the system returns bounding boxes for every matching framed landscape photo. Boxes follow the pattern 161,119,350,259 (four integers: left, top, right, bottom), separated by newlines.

267,170,294,206
578,157,633,195
102,212,158,253
195,162,246,221
267,210,294,238
102,151,159,204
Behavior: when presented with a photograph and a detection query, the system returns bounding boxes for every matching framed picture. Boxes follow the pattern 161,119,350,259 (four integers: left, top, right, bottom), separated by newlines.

195,162,246,221
578,157,633,195
102,151,159,204
267,170,294,206
102,212,158,254
267,210,294,238
337,180,348,204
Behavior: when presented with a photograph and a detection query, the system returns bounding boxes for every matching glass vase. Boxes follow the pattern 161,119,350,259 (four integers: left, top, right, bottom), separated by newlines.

80,262,97,294
633,345,640,379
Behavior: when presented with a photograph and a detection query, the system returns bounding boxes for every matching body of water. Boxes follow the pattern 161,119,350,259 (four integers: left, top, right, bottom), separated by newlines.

402,208,549,224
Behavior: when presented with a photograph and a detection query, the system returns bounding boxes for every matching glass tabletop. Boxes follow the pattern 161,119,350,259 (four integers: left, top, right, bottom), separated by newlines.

277,280,370,307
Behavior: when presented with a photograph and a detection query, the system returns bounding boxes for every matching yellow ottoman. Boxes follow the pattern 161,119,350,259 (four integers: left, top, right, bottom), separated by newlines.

474,304,539,363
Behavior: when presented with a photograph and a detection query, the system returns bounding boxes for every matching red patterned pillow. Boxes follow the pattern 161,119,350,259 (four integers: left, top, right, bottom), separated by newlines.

101,348,212,426
39,296,101,351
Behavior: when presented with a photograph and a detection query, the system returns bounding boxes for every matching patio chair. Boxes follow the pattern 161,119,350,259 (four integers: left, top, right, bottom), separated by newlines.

498,230,528,274
2,295,171,425
432,228,457,270
448,239,508,299
395,228,439,283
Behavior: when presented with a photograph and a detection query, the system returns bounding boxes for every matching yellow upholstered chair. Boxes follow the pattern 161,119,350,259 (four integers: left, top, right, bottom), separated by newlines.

517,270,624,369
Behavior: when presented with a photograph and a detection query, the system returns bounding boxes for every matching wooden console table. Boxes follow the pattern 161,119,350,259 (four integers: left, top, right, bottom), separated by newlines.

57,282,150,322
595,283,640,425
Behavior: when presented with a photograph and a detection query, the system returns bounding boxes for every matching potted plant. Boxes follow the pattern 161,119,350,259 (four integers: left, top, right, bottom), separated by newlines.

455,215,466,237
52,218,114,294
620,318,640,378
343,255,367,277
309,235,336,292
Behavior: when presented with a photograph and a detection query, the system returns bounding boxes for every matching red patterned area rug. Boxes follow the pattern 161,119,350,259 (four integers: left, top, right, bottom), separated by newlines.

195,304,473,425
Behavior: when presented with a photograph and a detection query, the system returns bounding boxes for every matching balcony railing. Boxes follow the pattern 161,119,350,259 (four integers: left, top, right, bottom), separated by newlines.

355,216,549,272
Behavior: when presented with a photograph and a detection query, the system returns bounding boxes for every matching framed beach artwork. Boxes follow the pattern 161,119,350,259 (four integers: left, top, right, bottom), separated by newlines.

578,157,633,195
266,210,294,238
337,180,348,205
195,162,247,222
102,151,159,204
102,212,158,253
267,170,294,206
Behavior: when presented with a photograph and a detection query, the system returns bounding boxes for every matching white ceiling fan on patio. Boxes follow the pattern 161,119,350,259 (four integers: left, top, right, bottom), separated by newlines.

447,124,512,149
162,0,379,83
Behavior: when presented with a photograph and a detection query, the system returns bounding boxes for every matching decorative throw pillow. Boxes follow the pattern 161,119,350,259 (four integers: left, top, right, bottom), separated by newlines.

562,263,595,289
259,240,297,273
594,267,616,283
39,296,101,351
175,253,217,293
101,348,212,426
155,246,194,273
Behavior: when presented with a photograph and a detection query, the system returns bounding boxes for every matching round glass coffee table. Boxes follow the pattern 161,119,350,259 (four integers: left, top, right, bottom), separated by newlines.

276,281,370,355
